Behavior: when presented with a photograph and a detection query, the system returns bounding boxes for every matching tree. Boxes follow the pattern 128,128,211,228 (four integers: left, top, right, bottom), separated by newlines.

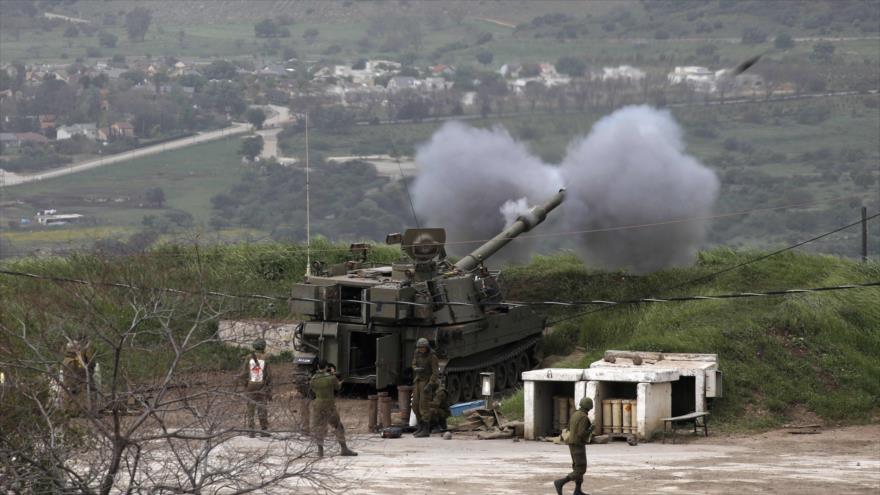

476,50,494,66
811,41,836,64
63,24,79,38
125,7,152,42
0,264,339,494
144,187,166,207
254,18,290,38
303,28,319,44
201,60,238,80
246,107,267,130
741,27,768,45
555,56,586,77
774,32,794,49
98,31,117,48
239,135,264,161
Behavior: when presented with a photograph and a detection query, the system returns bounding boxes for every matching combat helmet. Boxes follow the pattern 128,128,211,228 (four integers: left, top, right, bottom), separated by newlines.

416,337,430,348
252,338,267,352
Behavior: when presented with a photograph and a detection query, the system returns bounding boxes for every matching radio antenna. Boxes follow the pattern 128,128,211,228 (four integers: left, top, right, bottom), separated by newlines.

396,156,421,228
305,112,311,278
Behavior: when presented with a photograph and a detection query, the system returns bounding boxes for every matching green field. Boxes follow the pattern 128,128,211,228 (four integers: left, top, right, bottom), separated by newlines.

0,137,251,253
3,0,877,67
2,94,878,257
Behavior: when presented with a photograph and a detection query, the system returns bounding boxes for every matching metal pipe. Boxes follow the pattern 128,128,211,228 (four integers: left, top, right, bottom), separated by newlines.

397,385,413,422
378,395,392,428
367,394,378,432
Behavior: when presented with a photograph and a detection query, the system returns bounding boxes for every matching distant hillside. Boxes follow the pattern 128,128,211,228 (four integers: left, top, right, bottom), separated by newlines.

1,244,877,429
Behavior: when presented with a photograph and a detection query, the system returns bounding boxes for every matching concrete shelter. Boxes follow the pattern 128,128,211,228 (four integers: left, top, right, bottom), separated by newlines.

522,351,721,441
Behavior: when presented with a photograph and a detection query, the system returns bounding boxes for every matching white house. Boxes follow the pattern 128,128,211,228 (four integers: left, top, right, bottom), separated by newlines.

600,65,646,82
56,123,98,141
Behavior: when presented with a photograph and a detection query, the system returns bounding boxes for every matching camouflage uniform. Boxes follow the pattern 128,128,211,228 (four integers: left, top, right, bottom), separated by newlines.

240,342,272,437
555,397,593,495
60,341,97,416
308,368,356,457
428,384,451,432
411,339,439,437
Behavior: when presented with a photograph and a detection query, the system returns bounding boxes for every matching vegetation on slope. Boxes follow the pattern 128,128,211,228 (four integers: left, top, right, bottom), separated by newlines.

1,243,877,430
502,249,880,429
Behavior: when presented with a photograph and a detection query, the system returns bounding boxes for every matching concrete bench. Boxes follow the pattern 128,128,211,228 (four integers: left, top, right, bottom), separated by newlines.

661,412,709,444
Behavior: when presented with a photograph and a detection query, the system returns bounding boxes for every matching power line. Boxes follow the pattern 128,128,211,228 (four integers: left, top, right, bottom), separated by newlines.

0,268,876,310
548,211,879,326
660,211,880,294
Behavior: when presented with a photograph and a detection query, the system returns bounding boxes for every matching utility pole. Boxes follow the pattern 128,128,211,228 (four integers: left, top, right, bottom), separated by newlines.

862,206,868,263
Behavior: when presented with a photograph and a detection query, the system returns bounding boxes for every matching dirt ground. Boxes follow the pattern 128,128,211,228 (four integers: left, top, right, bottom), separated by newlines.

175,367,879,494
297,424,879,494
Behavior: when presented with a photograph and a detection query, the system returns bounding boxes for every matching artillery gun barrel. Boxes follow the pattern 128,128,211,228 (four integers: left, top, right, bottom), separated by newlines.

454,189,566,272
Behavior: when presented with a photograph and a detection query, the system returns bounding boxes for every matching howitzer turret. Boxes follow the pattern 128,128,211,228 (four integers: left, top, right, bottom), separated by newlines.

290,190,566,403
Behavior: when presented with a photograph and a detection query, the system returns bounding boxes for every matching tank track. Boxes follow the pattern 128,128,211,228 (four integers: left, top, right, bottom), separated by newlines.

442,336,541,404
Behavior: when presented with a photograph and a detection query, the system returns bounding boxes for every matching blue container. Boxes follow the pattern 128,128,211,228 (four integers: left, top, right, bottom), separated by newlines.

450,399,486,417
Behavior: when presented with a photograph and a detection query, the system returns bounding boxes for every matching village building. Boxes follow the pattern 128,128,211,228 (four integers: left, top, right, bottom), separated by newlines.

56,123,98,141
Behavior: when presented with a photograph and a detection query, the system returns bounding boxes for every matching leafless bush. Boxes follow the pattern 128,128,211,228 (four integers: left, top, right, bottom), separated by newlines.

0,270,346,494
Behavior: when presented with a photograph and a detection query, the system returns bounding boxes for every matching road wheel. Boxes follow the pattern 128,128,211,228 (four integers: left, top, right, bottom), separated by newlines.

518,353,531,373
505,360,518,389
446,373,462,405
493,364,507,392
461,371,475,401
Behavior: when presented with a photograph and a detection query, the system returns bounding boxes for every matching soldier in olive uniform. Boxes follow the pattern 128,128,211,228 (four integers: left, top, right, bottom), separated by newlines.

410,337,439,438
428,378,451,433
60,338,97,416
240,339,272,437
554,397,593,495
309,361,357,458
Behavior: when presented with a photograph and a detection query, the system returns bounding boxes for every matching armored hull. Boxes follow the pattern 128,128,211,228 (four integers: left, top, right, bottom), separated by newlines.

291,190,565,403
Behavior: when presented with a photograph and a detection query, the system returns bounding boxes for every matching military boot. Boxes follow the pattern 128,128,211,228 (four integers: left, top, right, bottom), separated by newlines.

573,480,588,495
339,441,358,456
414,421,430,438
553,477,569,495
316,444,324,458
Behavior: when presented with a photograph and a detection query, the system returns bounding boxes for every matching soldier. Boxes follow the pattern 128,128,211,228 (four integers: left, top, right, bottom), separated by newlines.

410,337,439,438
428,377,451,433
240,338,272,437
60,338,97,416
554,397,593,495
309,361,357,457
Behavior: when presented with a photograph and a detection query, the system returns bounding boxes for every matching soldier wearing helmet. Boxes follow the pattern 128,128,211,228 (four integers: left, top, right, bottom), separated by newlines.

240,338,272,437
554,397,594,495
308,361,357,457
60,337,97,416
410,337,439,438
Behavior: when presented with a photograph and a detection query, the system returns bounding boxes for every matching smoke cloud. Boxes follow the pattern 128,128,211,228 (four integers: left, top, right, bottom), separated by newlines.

411,106,720,273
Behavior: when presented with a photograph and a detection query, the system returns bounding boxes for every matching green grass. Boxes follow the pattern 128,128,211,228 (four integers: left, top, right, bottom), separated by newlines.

1,244,876,430
4,0,877,66
500,249,880,429
1,137,249,251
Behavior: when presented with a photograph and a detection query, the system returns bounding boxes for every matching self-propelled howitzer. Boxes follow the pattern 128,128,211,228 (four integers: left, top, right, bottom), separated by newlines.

290,189,565,402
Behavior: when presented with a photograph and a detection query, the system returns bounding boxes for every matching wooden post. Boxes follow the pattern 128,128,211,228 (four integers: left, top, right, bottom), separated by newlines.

862,206,868,263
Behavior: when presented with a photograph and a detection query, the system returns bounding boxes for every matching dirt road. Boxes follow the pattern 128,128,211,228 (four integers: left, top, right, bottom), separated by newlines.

329,425,879,494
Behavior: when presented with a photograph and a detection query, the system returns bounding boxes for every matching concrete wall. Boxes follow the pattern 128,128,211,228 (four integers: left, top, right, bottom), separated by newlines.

217,319,299,356
637,382,671,440
524,380,554,440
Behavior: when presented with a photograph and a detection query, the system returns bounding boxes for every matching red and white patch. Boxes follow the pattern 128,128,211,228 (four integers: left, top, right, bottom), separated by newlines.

249,359,265,383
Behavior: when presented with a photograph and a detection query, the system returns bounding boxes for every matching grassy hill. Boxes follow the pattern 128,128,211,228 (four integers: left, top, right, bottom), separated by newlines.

1,243,877,430
3,1,877,66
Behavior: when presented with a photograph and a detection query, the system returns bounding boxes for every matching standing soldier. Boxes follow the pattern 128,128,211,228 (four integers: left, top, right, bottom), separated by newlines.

309,361,357,458
554,397,593,495
428,376,451,433
411,337,439,438
60,338,97,416
240,339,272,438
